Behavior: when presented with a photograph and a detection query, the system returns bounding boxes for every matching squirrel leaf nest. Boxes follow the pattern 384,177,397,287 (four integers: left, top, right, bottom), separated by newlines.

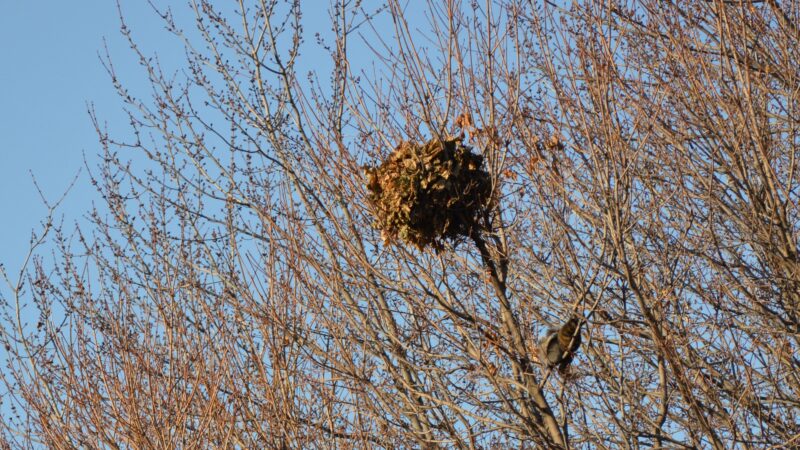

365,136,494,250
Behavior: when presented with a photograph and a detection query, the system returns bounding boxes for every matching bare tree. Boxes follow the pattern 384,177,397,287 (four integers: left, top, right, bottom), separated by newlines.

1,0,798,448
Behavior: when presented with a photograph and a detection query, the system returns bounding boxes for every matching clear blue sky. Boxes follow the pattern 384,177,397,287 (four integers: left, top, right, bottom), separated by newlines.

0,1,188,283
0,1,411,292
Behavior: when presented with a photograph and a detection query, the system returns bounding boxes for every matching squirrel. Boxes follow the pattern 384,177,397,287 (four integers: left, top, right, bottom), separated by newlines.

539,316,582,371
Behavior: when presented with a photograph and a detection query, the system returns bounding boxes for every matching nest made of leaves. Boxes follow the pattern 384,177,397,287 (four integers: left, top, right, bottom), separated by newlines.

365,137,493,250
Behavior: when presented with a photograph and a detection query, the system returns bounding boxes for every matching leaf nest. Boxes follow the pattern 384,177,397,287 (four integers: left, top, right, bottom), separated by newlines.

365,137,493,250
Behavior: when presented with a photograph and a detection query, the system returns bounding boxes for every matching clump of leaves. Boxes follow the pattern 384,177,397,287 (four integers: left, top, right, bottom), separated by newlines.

365,137,493,250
